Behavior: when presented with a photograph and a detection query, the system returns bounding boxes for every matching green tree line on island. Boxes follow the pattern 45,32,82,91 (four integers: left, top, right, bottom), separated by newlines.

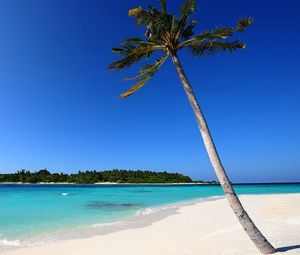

0,169,215,184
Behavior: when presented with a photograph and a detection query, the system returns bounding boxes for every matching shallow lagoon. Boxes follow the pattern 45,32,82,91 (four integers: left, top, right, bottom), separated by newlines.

1,183,300,249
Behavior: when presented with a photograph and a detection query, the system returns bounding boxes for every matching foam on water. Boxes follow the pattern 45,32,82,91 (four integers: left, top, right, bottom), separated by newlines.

0,239,21,247
135,207,156,215
93,221,123,228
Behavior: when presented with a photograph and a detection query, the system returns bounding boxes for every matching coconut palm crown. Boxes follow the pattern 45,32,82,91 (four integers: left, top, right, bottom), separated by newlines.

108,0,252,98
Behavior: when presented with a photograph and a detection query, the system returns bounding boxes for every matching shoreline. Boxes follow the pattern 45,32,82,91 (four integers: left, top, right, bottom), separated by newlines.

0,195,225,253
2,193,300,254
0,182,215,185
1,182,300,185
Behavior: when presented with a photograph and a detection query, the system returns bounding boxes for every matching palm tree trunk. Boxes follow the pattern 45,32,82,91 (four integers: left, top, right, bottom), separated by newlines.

171,53,276,254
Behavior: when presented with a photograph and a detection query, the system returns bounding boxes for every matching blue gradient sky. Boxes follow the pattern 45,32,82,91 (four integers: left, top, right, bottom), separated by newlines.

0,0,299,182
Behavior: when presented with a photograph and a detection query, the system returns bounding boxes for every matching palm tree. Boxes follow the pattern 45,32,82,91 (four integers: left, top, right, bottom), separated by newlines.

108,0,276,254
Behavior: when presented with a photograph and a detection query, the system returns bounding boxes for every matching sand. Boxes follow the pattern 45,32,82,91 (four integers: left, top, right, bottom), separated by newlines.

3,194,300,255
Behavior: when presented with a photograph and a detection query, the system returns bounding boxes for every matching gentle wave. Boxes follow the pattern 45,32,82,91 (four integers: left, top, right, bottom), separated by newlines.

0,239,21,247
135,208,156,215
93,221,123,228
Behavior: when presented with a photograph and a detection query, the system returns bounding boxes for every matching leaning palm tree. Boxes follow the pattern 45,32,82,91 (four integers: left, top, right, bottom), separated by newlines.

108,0,276,254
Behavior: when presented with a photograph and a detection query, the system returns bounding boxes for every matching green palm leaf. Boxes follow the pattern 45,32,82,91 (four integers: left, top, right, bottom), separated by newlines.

180,0,197,19
160,0,167,15
128,6,142,16
178,27,235,49
108,39,163,70
120,54,169,98
189,41,245,56
236,17,253,31
181,20,198,40
175,0,197,40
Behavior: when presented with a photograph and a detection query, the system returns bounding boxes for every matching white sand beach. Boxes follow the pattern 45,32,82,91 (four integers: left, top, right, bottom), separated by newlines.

3,194,300,255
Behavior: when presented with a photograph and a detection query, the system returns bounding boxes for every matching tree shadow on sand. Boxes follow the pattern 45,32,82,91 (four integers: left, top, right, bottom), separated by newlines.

277,244,300,253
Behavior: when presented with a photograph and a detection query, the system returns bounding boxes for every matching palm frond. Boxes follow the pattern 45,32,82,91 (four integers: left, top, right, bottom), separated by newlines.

108,39,163,70
189,40,245,56
236,17,253,32
180,0,197,18
178,27,234,49
128,6,156,27
128,6,142,16
178,17,252,50
175,0,197,41
120,54,169,98
128,5,172,43
181,20,198,40
160,0,167,15
170,15,178,39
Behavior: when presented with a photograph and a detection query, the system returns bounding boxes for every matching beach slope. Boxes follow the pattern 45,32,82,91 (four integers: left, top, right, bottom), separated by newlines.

3,194,300,255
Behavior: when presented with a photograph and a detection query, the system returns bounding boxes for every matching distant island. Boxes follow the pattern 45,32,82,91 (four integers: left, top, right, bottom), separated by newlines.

0,169,217,184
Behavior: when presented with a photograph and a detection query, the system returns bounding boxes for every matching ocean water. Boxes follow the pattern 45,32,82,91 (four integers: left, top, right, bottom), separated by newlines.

0,183,300,250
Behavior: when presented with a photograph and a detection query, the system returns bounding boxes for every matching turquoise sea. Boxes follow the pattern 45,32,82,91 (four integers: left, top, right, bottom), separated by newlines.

0,183,300,250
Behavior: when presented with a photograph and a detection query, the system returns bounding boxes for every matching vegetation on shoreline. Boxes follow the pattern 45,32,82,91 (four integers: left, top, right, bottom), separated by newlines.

0,169,215,184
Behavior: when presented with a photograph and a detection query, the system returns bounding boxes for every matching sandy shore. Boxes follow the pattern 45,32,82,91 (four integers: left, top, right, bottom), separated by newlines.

3,194,300,255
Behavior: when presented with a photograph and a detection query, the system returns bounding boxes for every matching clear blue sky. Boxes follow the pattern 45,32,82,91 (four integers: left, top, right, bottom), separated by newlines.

0,0,299,182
